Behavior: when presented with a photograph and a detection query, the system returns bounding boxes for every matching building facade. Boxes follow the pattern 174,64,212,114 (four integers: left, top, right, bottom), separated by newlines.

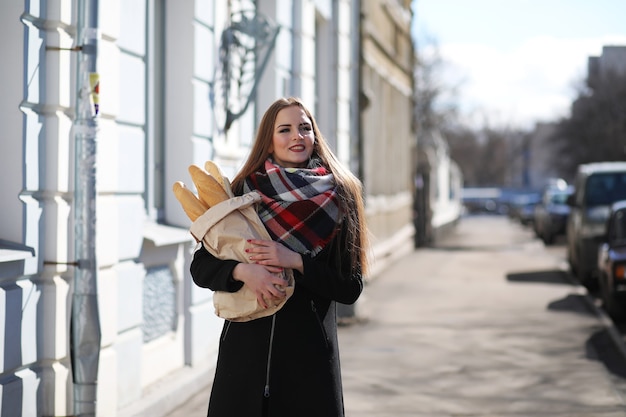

0,0,416,415
360,0,417,270
414,129,463,246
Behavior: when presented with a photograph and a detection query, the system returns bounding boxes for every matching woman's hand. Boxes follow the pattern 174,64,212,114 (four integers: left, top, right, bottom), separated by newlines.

232,263,288,309
245,239,304,274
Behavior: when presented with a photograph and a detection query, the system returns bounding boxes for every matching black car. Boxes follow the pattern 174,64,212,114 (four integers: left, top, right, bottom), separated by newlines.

597,200,626,321
533,185,574,244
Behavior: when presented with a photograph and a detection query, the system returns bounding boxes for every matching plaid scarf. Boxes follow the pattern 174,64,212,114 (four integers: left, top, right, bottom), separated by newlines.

244,159,341,256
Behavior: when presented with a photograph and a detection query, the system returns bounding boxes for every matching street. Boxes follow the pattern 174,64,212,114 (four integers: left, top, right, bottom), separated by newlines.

166,215,626,417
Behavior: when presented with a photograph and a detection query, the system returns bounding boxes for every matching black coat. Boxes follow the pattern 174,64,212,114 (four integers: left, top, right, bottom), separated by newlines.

190,223,363,417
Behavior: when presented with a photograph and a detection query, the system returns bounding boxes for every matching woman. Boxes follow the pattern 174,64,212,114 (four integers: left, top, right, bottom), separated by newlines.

190,97,369,417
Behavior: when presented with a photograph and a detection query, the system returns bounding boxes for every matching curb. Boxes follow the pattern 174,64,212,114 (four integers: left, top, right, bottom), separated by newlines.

577,284,626,363
558,259,626,364
558,259,626,365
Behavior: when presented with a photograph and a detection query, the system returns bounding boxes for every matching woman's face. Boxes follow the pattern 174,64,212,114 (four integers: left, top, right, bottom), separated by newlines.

269,106,315,168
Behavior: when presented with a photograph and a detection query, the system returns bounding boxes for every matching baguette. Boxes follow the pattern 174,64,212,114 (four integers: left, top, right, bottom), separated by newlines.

188,164,230,207
172,181,209,221
204,160,233,197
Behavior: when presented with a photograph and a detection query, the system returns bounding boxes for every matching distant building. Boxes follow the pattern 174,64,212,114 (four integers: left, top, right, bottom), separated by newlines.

588,45,626,83
527,46,626,189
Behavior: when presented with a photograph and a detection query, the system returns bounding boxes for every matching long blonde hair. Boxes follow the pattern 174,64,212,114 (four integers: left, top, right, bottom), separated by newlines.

232,97,369,275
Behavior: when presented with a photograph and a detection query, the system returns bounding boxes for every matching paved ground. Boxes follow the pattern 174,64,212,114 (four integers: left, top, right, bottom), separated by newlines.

165,215,626,417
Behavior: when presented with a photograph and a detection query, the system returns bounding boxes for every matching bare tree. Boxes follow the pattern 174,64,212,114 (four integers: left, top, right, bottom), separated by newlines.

550,70,626,178
413,39,460,135
443,126,480,185
445,125,523,187
414,37,532,188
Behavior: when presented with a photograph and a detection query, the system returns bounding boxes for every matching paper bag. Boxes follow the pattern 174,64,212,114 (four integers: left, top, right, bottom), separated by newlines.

190,191,295,322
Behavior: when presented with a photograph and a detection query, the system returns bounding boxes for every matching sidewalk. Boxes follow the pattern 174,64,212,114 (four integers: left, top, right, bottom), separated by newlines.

339,217,626,416
165,216,626,416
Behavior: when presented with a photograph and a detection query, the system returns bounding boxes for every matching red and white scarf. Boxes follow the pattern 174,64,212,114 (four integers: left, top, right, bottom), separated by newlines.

244,159,341,256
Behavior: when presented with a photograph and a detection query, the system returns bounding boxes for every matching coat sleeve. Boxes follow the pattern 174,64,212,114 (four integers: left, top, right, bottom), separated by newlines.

190,245,244,292
295,223,364,305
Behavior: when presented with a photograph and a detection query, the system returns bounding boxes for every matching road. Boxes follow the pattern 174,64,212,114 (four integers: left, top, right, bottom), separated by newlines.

166,215,626,417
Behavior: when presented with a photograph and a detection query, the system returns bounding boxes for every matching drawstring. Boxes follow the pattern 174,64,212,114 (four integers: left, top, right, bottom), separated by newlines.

264,314,277,398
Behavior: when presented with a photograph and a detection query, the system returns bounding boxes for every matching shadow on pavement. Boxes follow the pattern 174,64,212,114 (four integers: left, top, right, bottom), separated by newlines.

507,270,597,316
587,328,626,379
506,270,626,383
506,269,575,285
546,294,596,316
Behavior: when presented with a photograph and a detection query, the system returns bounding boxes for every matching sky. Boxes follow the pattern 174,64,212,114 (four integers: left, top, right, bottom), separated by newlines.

412,0,626,129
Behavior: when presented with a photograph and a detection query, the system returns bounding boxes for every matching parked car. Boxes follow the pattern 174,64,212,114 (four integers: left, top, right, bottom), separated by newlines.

533,184,574,244
597,201,626,321
461,187,506,214
566,162,626,289
509,192,542,226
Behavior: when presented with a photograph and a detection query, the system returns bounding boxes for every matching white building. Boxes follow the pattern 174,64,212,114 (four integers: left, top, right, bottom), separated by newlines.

415,129,463,245
0,0,366,415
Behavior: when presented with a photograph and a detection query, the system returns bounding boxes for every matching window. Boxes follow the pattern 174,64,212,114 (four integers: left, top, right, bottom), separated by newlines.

118,0,165,222
586,173,626,206
142,265,176,342
146,0,166,221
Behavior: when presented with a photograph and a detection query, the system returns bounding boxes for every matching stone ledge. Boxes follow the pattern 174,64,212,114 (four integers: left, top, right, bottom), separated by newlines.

0,239,35,263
